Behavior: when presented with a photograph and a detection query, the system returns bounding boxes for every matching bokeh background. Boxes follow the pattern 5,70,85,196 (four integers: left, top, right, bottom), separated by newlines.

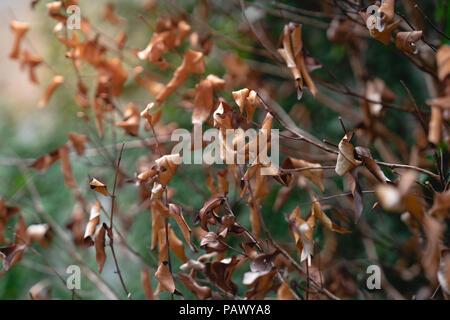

0,0,448,299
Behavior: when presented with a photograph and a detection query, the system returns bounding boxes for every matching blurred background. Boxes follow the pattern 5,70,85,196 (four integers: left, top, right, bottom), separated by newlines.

0,0,448,300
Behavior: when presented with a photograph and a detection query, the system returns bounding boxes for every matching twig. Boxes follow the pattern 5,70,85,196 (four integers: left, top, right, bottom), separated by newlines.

109,143,131,299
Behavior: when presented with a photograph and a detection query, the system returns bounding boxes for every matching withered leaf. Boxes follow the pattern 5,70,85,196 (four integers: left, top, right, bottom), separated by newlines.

84,201,101,246
68,133,88,156
335,132,362,176
94,223,107,273
89,178,110,196
312,200,350,234
346,168,363,223
9,21,30,60
178,272,212,300
38,75,64,108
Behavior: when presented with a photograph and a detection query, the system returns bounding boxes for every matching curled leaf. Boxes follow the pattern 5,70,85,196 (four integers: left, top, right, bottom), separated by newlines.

89,178,109,196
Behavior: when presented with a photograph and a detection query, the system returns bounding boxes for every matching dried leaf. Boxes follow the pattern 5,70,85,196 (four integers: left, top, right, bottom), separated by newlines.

281,157,324,192
346,168,363,223
155,50,205,107
94,223,107,273
312,200,350,234
335,132,362,176
59,143,77,189
154,154,181,186
9,21,29,59
68,133,88,156
89,178,109,196
178,272,212,300
395,31,423,54
38,75,64,108
26,224,52,247
84,201,101,246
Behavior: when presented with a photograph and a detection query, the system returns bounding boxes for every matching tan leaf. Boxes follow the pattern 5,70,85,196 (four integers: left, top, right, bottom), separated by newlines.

168,203,193,250
281,157,324,192
429,190,450,219
115,102,140,136
89,178,109,196
26,224,52,247
19,50,42,83
277,281,295,300
193,75,225,124
155,50,205,107
94,223,107,273
38,75,64,108
312,201,350,234
68,133,88,156
59,143,77,189
155,261,176,294
278,23,317,98
335,132,362,176
178,272,212,300
154,154,181,186
395,31,423,54
9,21,29,59
84,202,101,246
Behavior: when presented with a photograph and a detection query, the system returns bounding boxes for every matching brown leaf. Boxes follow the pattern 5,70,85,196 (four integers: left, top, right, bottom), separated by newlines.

84,201,101,246
89,178,109,196
68,133,88,156
59,143,77,189
277,23,317,98
438,249,450,299
281,157,324,192
193,75,225,124
19,50,42,84
0,198,19,243
38,75,64,108
168,203,193,251
312,200,350,234
0,217,27,272
335,132,362,176
429,190,450,219
198,196,223,231
155,261,177,295
9,21,29,59
178,272,212,300
154,154,181,186
355,146,390,183
115,102,140,136
244,268,277,300
422,216,446,284
395,31,423,54
26,224,52,247
436,45,450,84
232,88,259,122
155,50,205,107
289,206,315,265
29,149,60,173
346,168,363,223
94,223,107,273
200,232,228,253
277,281,295,300
205,255,239,294
379,0,395,23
